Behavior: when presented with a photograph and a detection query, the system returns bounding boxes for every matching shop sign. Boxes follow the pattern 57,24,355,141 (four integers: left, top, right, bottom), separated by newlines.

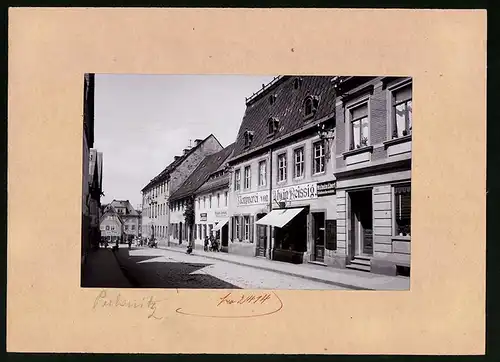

200,213,207,221
272,182,317,202
237,191,269,206
317,181,336,196
215,210,228,218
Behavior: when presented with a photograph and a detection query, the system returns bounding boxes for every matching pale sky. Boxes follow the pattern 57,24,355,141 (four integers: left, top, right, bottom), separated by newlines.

94,74,276,209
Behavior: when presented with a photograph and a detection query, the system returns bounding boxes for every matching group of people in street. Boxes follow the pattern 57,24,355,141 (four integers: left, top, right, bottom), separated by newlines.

204,233,220,252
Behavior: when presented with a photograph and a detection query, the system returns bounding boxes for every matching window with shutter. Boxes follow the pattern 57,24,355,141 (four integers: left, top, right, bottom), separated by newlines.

394,184,411,237
249,215,254,243
239,216,244,241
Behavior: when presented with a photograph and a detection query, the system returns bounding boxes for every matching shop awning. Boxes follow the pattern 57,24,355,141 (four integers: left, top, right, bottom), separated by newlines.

213,218,229,231
255,208,305,228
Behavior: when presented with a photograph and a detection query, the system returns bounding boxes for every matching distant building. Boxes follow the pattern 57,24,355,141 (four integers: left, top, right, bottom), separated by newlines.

106,200,140,242
100,205,124,243
168,143,235,248
82,73,95,265
141,134,223,245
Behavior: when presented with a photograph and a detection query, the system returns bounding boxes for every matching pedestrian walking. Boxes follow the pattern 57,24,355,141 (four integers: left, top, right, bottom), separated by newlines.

204,236,209,251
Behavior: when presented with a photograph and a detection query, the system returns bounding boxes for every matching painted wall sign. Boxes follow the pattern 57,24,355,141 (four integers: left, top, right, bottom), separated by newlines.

317,181,336,196
237,191,269,206
272,182,318,202
200,213,207,221
215,210,228,218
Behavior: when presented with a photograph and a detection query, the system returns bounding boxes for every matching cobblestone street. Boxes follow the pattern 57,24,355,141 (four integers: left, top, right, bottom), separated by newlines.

113,246,349,290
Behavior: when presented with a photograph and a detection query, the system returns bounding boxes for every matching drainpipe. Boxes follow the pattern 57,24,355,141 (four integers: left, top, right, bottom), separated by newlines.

268,147,273,260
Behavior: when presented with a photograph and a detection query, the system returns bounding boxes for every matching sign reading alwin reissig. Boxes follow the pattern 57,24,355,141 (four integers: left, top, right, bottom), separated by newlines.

236,182,318,207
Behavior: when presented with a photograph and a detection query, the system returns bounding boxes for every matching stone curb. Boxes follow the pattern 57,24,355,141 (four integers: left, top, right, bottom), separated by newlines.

158,245,372,291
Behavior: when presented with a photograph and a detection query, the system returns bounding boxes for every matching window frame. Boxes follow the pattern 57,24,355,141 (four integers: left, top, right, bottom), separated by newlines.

235,217,241,240
258,159,267,187
345,96,371,152
244,165,251,190
243,216,250,241
277,152,288,183
293,146,305,179
387,80,413,140
312,140,326,175
234,168,241,191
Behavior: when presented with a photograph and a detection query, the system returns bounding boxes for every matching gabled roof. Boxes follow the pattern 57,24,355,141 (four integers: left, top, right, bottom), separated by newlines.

109,200,139,216
100,205,124,225
141,134,222,192
169,143,235,201
230,76,340,160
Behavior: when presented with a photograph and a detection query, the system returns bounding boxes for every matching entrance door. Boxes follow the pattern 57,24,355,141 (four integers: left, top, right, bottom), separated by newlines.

221,224,229,252
349,190,373,257
179,222,183,244
312,212,326,262
256,213,267,257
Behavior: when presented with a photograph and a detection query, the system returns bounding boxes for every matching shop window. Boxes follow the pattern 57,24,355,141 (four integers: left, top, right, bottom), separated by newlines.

244,166,251,190
235,217,241,240
243,216,250,241
234,169,241,191
349,102,369,150
258,160,267,186
313,141,325,174
394,184,411,237
392,84,412,139
294,147,304,178
277,153,287,182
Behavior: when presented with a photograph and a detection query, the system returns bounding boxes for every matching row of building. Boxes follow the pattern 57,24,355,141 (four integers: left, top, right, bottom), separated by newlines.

141,75,412,276
82,73,104,265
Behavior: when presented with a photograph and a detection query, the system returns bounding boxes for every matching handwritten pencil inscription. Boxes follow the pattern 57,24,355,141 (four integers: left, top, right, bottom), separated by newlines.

93,289,165,320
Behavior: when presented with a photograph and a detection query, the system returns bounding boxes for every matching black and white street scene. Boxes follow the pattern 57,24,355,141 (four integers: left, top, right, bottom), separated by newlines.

81,74,412,290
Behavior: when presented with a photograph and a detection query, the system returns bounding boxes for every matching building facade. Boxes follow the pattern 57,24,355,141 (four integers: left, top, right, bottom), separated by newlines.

82,73,95,265
141,135,223,245
100,206,124,243
108,200,140,241
333,76,412,276
227,76,339,263
88,149,103,250
168,144,234,247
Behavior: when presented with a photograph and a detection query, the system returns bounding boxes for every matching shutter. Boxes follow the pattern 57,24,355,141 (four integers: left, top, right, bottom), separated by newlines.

325,220,337,250
249,215,254,243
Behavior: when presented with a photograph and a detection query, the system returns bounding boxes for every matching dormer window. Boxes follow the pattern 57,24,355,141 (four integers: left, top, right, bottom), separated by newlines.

293,77,303,90
269,94,277,105
267,117,280,136
303,95,320,119
243,130,254,147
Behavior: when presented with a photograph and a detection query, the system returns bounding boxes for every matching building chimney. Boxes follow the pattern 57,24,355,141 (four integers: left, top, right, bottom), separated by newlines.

183,148,190,155
174,156,181,161
194,139,203,146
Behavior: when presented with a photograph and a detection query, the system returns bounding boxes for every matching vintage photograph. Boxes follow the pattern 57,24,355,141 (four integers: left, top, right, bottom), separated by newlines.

80,74,412,290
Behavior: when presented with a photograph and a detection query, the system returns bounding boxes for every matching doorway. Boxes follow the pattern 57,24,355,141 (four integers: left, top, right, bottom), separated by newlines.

179,222,183,244
221,224,229,252
312,212,326,262
348,190,373,258
256,213,268,257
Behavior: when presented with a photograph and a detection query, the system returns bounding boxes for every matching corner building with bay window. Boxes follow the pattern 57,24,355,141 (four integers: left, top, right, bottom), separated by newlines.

333,76,412,276
227,76,340,265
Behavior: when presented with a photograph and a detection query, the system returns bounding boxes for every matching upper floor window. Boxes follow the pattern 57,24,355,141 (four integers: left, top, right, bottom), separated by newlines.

294,148,304,178
106,225,110,231
209,195,212,209
349,103,369,150
392,85,412,138
243,130,254,148
217,193,220,207
277,153,287,182
203,197,206,208
293,77,303,90
244,166,251,190
224,191,228,206
269,94,276,105
234,169,241,191
394,184,411,237
313,141,326,174
268,117,280,136
243,216,250,241
303,95,320,119
258,160,267,186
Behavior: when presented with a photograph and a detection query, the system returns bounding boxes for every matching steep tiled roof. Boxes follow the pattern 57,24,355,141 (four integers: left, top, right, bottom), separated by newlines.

230,76,339,160
169,143,235,201
141,134,222,192
110,200,139,216
196,173,230,195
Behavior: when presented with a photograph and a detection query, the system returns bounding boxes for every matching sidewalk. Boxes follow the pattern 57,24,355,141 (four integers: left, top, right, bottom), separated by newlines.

160,243,410,291
81,247,132,288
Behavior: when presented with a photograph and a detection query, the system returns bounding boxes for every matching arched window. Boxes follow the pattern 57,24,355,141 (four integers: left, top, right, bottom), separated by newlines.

267,117,280,136
303,95,320,119
293,77,303,90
